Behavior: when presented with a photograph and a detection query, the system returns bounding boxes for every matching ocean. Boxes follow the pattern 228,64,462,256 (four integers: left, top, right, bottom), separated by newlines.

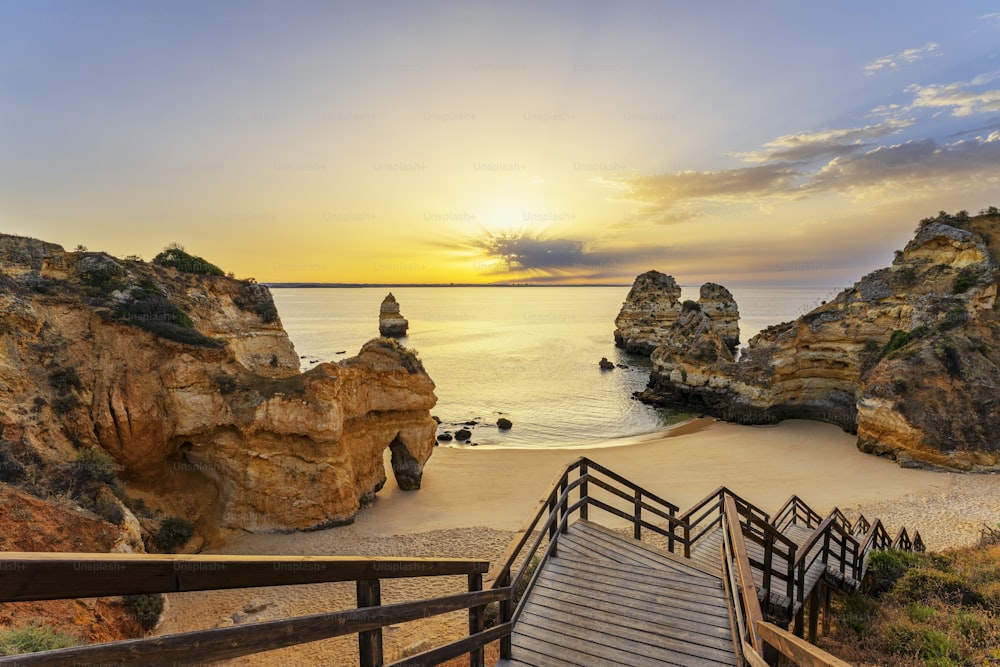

269,285,840,448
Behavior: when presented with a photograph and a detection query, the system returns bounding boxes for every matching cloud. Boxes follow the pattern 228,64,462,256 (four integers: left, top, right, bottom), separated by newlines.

806,136,1000,194
865,42,940,75
609,134,999,216
463,231,673,281
735,120,912,163
981,12,1000,26
906,72,1000,116
605,163,801,211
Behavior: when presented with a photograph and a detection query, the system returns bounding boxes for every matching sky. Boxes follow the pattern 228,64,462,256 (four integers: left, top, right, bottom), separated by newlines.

1,1,999,286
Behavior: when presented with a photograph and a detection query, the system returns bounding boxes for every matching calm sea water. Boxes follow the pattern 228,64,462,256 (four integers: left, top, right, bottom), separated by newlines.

269,285,840,449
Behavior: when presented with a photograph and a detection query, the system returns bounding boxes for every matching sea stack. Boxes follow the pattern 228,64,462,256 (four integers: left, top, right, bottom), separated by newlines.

379,292,409,337
614,271,740,355
613,270,683,354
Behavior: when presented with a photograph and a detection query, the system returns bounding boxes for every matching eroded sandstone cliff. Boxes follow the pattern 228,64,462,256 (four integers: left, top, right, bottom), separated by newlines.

637,211,1000,470
0,235,437,535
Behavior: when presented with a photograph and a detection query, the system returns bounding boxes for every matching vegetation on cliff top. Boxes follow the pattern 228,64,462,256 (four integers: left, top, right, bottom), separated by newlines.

152,244,224,276
825,529,1000,666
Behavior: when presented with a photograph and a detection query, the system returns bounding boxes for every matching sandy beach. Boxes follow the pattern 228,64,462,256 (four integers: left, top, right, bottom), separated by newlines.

157,419,1000,665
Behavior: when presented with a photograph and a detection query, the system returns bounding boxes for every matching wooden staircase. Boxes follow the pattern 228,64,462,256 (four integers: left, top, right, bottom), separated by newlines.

491,457,925,667
0,455,925,667
505,521,737,666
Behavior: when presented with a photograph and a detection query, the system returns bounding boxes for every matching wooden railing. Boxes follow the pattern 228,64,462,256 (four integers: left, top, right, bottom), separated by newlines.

0,553,505,667
678,485,770,558
1,456,927,667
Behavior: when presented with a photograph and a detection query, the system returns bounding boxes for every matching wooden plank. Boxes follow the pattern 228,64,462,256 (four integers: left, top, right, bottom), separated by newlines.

570,521,719,579
537,567,733,628
512,631,631,667
559,532,720,585
517,618,697,667
522,586,736,660
527,580,734,644
385,623,510,667
544,556,731,609
0,553,488,602
756,621,852,667
516,611,736,666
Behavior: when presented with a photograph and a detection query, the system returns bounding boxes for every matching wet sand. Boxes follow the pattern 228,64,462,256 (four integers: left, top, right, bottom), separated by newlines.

157,419,1000,665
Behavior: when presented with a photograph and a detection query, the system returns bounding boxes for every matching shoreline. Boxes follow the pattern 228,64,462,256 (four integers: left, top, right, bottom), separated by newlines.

437,415,711,452
159,418,1000,665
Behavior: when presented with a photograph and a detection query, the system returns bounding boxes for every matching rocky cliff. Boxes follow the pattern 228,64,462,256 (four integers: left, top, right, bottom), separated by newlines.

0,235,438,537
614,270,740,355
638,210,1000,471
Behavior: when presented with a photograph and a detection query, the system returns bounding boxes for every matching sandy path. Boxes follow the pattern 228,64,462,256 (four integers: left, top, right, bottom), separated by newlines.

157,419,1000,665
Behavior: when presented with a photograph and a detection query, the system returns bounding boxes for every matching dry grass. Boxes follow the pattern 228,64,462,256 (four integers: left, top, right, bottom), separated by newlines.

822,537,1000,666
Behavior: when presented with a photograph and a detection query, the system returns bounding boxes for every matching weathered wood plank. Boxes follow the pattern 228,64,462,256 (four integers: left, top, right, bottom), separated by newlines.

0,553,488,602
512,631,631,667
544,557,731,609
527,580,734,644
517,619,691,667
519,608,737,666
569,521,719,579
537,566,732,626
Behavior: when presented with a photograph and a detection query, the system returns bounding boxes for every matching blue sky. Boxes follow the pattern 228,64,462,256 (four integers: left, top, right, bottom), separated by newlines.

1,1,998,285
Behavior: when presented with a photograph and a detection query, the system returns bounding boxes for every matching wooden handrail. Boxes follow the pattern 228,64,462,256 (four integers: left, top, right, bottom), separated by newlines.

0,553,488,603
0,575,506,667
757,620,852,667
723,495,765,652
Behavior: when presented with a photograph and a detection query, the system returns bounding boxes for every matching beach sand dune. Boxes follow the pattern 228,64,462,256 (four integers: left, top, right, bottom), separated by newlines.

157,419,1000,665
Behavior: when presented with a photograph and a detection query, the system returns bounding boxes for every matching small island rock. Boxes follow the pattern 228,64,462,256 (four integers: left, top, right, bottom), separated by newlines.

599,357,615,370
378,292,409,337
497,417,513,430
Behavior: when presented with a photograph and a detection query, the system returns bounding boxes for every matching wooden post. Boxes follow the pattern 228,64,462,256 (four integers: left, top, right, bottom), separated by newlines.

668,508,676,553
558,476,568,534
822,585,832,637
499,570,512,660
356,579,383,667
548,496,558,558
633,490,642,540
684,523,691,559
468,573,484,667
579,461,589,521
808,587,820,644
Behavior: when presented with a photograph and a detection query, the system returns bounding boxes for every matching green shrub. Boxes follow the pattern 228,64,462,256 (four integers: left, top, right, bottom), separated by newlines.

234,280,278,323
152,246,224,276
838,592,877,636
880,330,911,359
373,338,424,374
154,516,195,553
864,549,928,596
123,594,164,631
112,286,221,349
681,299,701,312
953,275,976,294
0,623,80,655
892,569,982,607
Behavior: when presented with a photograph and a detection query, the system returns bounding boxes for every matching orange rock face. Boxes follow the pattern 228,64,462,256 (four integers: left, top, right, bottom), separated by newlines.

0,236,438,532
